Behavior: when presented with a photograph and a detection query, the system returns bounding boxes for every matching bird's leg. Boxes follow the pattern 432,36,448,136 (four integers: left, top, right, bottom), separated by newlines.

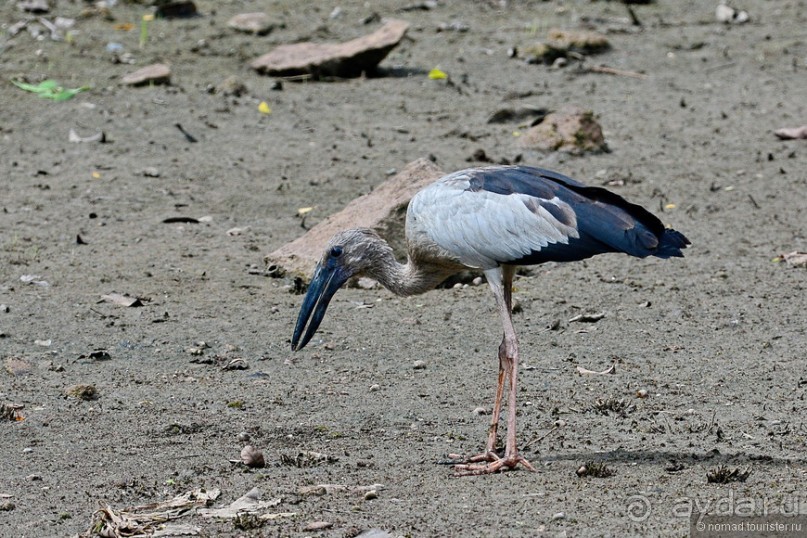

454,266,536,476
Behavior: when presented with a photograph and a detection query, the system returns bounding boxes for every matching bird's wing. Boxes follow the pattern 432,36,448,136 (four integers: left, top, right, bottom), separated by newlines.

408,168,582,269
408,165,686,269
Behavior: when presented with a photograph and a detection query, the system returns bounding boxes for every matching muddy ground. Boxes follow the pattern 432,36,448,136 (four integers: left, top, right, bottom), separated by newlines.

1,0,806,536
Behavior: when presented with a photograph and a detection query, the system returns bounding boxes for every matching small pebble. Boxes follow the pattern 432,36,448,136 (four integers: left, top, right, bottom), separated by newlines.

554,419,567,428
636,389,649,399
552,511,566,521
237,431,251,442
369,384,381,392
472,276,483,286
472,407,487,416
240,445,265,468
413,360,426,369
22,447,33,453
0,304,9,313
363,490,378,500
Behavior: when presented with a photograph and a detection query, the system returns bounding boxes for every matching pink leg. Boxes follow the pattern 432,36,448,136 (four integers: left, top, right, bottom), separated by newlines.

454,266,536,476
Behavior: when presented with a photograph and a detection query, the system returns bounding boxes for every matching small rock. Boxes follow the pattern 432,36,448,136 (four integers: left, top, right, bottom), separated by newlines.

471,276,483,286
636,389,649,399
142,167,160,178
0,304,9,313
240,445,266,468
472,407,487,416
228,12,276,36
552,512,566,521
369,384,381,392
237,431,251,442
121,63,171,87
519,106,608,155
413,360,426,370
216,75,247,97
716,4,750,24
65,384,98,401
363,490,378,500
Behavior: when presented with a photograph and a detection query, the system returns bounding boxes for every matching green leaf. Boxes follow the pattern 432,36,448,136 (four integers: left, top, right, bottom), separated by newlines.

11,79,89,101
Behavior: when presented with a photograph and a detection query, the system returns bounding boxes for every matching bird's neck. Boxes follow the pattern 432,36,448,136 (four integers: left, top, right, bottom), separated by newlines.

367,246,453,297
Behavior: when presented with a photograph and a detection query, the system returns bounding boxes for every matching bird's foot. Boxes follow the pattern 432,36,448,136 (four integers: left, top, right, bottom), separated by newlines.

451,452,536,476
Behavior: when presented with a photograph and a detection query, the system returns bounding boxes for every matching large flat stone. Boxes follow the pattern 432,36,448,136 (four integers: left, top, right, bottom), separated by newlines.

265,158,444,282
250,19,409,79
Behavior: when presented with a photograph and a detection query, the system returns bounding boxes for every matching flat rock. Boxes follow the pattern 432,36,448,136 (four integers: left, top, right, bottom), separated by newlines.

250,19,409,79
265,158,444,282
518,106,608,154
228,12,276,36
121,63,171,86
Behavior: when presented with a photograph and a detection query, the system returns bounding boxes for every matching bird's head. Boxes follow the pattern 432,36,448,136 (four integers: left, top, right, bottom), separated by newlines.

291,229,386,351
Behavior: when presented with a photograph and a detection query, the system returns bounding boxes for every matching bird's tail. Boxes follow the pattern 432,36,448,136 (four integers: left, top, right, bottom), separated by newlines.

654,228,690,258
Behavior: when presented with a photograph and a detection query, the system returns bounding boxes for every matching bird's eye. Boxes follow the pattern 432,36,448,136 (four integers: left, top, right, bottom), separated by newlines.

330,246,343,258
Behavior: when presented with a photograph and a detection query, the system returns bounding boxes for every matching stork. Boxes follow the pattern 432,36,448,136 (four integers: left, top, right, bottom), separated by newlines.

291,165,689,475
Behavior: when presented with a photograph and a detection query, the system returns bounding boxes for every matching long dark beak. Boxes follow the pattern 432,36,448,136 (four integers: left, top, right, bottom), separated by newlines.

291,262,349,351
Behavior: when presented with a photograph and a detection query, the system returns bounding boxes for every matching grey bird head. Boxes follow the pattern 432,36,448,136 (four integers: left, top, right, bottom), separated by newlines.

291,228,386,351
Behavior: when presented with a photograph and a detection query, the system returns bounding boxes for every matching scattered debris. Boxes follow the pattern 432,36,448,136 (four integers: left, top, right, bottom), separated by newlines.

576,362,616,376
518,106,608,154
78,350,112,362
576,461,615,478
79,488,219,538
175,123,198,142
486,105,549,125
521,28,610,64
264,158,444,282
569,311,605,323
101,293,144,307
280,450,338,467
304,521,334,531
706,465,751,484
69,128,105,143
250,19,409,79
1,403,25,421
198,488,291,521
65,384,98,401
775,251,807,268
716,4,750,24
121,63,171,86
774,125,807,140
228,12,276,35
592,397,635,417
298,483,384,497
20,274,49,287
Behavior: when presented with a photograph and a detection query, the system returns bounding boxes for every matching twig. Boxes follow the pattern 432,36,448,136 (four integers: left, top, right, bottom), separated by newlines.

522,425,557,451
588,65,647,79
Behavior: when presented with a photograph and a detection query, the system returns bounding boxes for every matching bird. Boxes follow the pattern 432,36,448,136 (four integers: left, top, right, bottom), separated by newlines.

291,164,689,475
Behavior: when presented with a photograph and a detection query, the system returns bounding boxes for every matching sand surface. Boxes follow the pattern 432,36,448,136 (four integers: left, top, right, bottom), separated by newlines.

1,1,806,536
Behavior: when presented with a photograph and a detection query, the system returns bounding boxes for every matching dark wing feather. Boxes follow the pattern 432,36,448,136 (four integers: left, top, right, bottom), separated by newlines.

465,166,689,263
